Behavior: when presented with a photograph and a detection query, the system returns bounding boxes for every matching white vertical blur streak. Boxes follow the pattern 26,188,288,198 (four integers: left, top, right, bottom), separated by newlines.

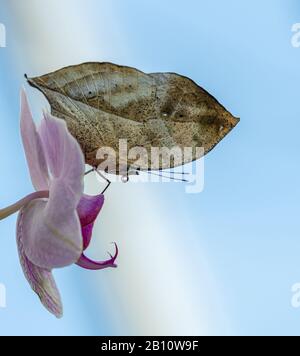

86,176,230,335
9,0,125,70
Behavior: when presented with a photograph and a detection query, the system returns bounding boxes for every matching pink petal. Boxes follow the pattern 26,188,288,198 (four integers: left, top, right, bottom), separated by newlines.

21,198,82,269
21,114,85,269
76,243,118,270
17,209,63,318
38,112,84,197
77,194,104,249
20,89,49,191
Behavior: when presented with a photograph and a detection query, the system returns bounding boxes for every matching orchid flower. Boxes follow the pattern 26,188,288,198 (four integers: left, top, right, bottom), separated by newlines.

0,90,118,318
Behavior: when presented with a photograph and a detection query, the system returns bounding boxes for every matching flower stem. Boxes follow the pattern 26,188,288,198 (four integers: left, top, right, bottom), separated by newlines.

0,191,49,220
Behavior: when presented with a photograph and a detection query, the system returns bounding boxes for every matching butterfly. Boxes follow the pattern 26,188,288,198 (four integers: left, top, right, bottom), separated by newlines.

26,62,239,190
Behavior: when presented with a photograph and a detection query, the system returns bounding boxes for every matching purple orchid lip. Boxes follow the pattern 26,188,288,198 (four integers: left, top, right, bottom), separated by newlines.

77,194,105,228
81,223,94,250
75,193,119,271
77,194,105,250
76,242,118,270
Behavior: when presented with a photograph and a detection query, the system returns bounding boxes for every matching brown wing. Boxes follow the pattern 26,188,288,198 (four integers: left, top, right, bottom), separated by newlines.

27,62,239,173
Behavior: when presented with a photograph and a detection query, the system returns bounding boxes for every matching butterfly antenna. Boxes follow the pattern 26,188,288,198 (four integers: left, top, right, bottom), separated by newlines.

85,168,95,176
138,170,188,182
131,165,189,177
157,170,190,176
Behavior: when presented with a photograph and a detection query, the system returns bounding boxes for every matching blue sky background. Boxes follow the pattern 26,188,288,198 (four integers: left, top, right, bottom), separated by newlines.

0,0,300,335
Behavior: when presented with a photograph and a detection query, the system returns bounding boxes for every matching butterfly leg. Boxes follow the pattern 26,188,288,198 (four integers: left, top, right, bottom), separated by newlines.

95,169,111,194
85,167,95,176
84,167,111,194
